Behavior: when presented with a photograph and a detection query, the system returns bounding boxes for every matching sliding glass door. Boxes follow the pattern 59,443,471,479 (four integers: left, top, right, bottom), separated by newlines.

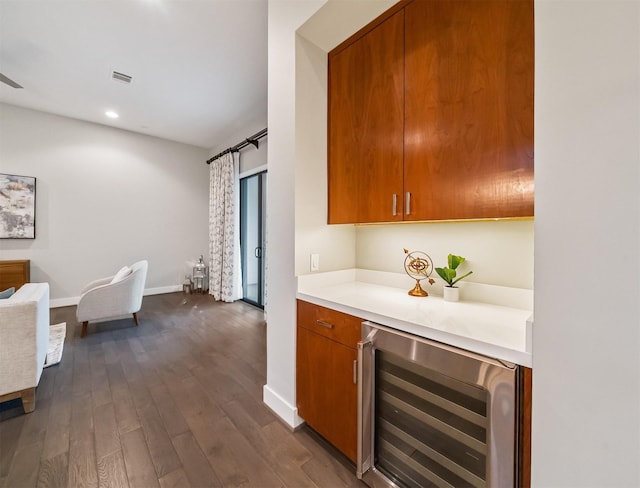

240,171,266,308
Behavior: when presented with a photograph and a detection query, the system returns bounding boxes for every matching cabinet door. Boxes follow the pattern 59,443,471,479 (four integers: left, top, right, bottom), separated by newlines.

328,10,404,224
404,0,534,220
296,326,358,462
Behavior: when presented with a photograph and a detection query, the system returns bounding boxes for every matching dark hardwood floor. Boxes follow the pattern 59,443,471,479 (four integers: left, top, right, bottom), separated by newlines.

0,293,362,488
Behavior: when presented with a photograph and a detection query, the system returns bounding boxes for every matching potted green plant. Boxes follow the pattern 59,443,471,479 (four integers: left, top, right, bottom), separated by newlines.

435,254,473,302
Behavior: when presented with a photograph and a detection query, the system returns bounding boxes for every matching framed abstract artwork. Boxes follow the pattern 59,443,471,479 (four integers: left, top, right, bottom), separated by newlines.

0,173,36,239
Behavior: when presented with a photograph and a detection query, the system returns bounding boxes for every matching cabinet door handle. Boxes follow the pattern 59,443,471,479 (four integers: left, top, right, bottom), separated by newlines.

392,194,397,216
406,192,411,215
353,359,358,384
316,319,334,329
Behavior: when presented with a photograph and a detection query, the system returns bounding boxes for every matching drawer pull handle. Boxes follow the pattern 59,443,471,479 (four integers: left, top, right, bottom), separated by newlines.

316,320,334,329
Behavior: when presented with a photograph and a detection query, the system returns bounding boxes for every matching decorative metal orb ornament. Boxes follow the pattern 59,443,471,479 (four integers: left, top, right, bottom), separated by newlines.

403,248,436,297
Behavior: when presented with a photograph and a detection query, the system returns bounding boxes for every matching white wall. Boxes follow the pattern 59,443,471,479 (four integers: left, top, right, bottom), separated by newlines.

238,140,267,176
357,220,534,289
264,0,327,426
297,0,400,52
294,34,356,276
0,103,210,305
265,0,402,427
533,2,639,486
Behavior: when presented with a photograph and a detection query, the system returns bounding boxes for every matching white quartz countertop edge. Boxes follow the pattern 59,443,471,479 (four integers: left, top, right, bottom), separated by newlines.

296,269,533,368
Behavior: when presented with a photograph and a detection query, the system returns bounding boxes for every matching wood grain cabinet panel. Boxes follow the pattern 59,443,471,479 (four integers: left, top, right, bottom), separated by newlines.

328,10,404,224
327,0,534,223
296,300,360,462
297,299,361,346
0,260,30,291
518,366,533,488
404,0,534,220
296,326,358,462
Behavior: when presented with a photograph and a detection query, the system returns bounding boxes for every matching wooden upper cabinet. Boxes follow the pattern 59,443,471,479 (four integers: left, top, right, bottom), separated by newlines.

327,0,534,224
328,10,404,224
404,0,534,220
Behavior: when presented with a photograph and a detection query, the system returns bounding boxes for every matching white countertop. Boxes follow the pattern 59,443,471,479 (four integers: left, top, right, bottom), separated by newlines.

296,269,533,367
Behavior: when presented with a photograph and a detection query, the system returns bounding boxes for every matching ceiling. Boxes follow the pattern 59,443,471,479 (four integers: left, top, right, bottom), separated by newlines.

0,0,268,149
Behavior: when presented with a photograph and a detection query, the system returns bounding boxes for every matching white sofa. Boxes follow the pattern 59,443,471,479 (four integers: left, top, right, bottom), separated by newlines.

76,260,148,338
0,282,50,413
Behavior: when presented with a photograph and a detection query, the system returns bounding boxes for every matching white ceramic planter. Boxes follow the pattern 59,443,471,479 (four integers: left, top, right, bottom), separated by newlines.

443,286,459,302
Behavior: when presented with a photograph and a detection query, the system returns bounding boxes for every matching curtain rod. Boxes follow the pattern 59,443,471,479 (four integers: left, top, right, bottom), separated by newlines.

206,128,268,164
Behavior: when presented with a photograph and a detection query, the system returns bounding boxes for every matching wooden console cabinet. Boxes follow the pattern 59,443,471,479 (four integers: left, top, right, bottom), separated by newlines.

0,260,30,291
296,300,361,462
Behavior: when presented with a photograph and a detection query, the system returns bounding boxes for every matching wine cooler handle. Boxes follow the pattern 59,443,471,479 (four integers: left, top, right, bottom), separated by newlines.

353,360,358,385
357,340,372,480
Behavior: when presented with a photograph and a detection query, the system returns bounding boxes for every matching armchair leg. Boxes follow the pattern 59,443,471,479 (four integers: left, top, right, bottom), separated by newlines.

21,387,35,413
133,313,139,326
81,321,88,338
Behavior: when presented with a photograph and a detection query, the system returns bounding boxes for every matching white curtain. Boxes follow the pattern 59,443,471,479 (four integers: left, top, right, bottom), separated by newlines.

208,152,242,302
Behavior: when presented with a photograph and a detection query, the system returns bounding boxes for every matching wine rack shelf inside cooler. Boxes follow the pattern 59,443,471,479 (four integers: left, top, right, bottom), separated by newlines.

375,350,490,488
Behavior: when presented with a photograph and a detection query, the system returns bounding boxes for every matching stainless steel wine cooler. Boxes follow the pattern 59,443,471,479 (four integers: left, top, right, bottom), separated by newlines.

357,322,519,488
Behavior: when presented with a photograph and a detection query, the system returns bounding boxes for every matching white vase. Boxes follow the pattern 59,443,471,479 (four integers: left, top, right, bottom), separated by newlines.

443,286,459,302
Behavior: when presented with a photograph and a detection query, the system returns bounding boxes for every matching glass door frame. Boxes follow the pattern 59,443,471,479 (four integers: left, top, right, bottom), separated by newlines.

239,169,267,309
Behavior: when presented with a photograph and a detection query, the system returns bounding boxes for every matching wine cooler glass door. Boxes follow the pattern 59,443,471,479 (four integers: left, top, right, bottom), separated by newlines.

357,322,517,488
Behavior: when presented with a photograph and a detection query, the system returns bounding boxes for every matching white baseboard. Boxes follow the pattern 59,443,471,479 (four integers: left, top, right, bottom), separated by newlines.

263,384,305,429
50,296,81,308
50,285,183,309
145,285,183,296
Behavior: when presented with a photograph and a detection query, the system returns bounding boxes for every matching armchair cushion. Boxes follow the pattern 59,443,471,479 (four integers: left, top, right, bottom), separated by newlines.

110,266,132,284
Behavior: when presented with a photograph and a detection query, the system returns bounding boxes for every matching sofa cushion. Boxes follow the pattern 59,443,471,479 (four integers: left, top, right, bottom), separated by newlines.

110,266,132,284
0,287,15,299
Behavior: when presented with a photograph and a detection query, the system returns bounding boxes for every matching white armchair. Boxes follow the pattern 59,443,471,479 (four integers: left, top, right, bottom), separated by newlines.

76,260,148,338
0,283,50,413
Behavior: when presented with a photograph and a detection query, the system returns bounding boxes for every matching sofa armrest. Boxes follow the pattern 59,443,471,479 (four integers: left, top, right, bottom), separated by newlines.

0,283,50,396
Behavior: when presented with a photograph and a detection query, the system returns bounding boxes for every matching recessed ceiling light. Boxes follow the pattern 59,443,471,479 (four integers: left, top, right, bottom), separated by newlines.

105,110,119,119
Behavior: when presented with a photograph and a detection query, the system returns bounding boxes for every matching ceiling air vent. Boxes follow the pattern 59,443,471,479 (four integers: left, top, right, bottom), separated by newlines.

111,71,132,84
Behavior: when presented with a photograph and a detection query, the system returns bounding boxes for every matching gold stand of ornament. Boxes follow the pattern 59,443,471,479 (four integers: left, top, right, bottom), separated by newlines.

409,280,428,297
403,248,435,297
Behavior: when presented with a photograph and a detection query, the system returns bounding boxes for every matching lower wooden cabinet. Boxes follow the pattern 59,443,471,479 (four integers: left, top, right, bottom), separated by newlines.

296,299,532,478
296,300,361,462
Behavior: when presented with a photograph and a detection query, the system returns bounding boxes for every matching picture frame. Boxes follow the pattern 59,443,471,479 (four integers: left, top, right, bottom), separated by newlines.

0,173,36,239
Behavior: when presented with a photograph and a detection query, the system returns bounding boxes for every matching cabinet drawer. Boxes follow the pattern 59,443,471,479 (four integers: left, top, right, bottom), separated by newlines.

297,300,361,348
